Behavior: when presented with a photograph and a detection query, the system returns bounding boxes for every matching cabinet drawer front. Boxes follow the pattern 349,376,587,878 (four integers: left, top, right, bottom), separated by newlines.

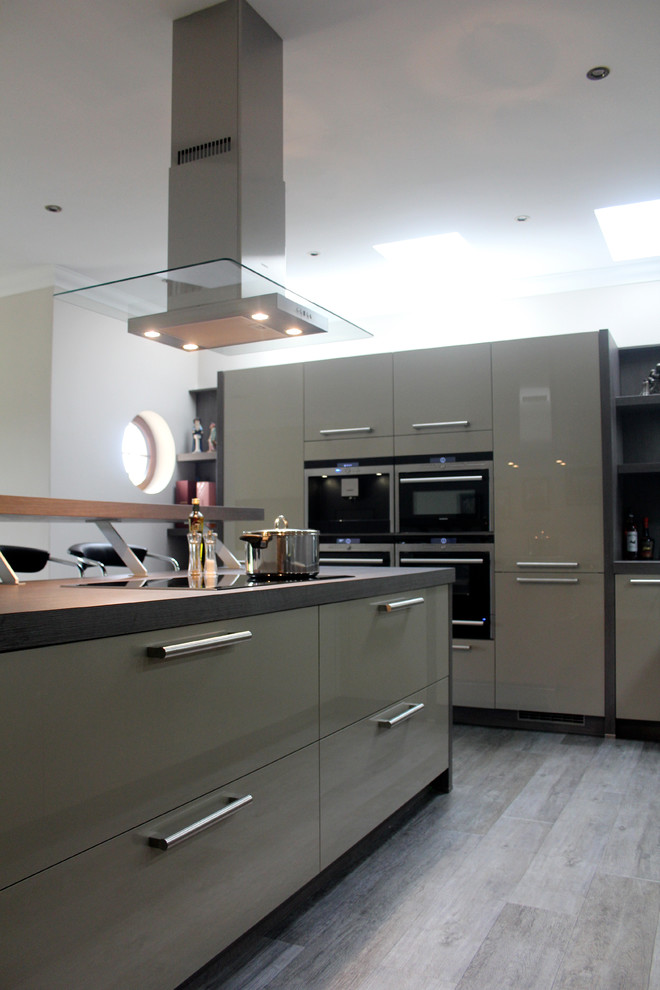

616,575,660,721
0,745,319,990
320,681,448,868
495,572,604,716
6,608,318,883
320,585,449,735
452,638,495,709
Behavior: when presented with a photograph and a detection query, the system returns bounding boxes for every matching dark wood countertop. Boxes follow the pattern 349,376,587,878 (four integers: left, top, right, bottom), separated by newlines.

0,567,454,653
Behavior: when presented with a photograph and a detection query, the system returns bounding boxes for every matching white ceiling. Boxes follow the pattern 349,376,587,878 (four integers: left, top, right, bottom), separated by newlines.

1,0,659,348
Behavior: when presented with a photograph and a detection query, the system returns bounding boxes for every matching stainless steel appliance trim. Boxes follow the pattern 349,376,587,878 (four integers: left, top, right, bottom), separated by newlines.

516,577,580,584
453,618,486,626
399,474,484,484
319,557,385,565
147,630,253,659
378,596,425,612
147,793,253,850
318,426,373,435
516,561,579,568
412,420,469,429
374,702,425,727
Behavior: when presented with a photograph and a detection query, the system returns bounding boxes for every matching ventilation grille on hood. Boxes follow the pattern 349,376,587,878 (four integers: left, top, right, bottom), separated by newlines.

176,137,233,166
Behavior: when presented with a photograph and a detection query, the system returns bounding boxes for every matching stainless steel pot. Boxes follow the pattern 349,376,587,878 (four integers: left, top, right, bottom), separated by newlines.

240,515,320,579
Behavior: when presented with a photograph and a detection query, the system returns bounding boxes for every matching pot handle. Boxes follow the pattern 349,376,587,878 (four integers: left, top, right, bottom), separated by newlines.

274,515,288,530
240,533,271,550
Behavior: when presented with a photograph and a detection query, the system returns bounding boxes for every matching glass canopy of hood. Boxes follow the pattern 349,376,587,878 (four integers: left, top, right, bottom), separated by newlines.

54,257,373,355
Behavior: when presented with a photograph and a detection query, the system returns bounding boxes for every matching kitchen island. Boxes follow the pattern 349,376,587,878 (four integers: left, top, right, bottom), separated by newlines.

0,564,452,990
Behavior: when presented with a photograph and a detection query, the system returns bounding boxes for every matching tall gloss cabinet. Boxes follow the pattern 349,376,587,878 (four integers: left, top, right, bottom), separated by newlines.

491,331,606,721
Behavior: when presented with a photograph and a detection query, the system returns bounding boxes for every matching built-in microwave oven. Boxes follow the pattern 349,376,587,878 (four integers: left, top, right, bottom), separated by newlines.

305,460,394,537
396,538,493,639
395,455,492,534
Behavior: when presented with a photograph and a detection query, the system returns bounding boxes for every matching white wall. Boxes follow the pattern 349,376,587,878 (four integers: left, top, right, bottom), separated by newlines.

208,276,660,371
0,287,52,550
49,297,216,562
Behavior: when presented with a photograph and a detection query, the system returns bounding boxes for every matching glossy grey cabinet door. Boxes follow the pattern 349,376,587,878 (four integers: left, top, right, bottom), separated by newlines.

616,575,660,720
393,343,493,452
223,363,304,552
452,638,495,708
303,353,394,450
495,571,604,716
319,584,450,735
8,608,318,878
492,332,604,571
320,681,448,868
0,650,47,890
0,744,320,990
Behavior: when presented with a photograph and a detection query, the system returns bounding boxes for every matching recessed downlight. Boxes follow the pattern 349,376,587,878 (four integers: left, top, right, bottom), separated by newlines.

44,204,62,213
251,311,269,321
284,326,303,336
586,66,610,80
144,330,161,339
182,342,199,351
515,215,531,222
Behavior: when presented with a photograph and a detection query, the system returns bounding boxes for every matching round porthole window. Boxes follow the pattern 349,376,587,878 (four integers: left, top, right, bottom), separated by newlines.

121,411,176,494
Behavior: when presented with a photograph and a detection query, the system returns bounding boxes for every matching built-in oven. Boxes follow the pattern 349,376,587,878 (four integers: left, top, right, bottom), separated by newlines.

395,455,492,535
396,538,493,639
319,539,394,568
305,460,394,537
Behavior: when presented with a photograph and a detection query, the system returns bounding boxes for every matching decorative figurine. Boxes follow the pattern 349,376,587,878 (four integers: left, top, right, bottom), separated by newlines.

192,417,203,453
208,422,217,452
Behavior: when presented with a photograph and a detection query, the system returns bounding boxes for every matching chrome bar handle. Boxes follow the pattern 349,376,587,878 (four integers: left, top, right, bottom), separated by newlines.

400,475,484,484
147,630,252,659
319,557,384,565
378,596,425,612
452,618,487,625
147,794,253,850
516,577,579,584
452,644,472,651
516,561,579,568
375,702,425,727
412,420,469,429
318,426,373,435
629,579,660,585
400,557,485,566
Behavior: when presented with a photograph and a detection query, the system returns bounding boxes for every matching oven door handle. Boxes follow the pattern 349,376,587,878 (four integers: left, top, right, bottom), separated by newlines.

399,556,485,565
399,475,484,484
319,557,385,565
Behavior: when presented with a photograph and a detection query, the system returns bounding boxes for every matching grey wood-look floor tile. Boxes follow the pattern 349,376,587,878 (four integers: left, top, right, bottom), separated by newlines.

177,937,303,990
600,744,660,882
503,747,595,825
510,741,634,916
453,902,575,990
553,872,660,990
370,817,550,986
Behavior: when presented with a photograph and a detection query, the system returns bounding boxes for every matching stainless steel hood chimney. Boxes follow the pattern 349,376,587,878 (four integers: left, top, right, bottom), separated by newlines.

58,0,371,353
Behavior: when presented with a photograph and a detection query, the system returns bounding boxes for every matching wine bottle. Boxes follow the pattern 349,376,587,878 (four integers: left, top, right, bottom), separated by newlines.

640,517,654,560
624,512,638,560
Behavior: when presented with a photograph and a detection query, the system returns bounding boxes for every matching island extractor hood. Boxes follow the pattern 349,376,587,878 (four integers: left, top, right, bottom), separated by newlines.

56,0,371,353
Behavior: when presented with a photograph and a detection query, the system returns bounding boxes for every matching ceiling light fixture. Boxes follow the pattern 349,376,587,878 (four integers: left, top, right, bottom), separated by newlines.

182,342,199,351
284,327,303,336
515,215,531,222
595,199,660,260
144,330,161,339
44,204,62,213
586,66,610,80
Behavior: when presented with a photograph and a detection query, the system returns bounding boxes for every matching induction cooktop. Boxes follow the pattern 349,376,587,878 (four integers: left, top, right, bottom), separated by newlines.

73,571,351,590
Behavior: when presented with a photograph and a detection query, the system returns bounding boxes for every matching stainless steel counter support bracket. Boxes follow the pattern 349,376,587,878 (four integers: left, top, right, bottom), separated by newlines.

93,520,149,576
0,550,20,584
